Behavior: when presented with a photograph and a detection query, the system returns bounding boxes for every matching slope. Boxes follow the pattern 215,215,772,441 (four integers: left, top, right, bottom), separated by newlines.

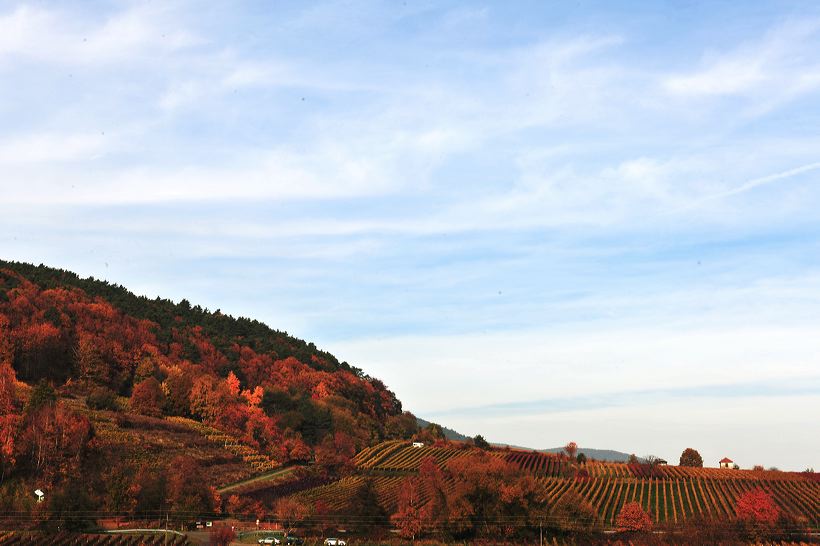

0,260,416,529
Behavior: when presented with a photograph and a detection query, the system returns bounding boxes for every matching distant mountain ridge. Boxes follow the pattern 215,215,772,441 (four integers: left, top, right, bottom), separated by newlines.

490,444,635,462
416,417,470,442
539,446,634,462
417,416,635,462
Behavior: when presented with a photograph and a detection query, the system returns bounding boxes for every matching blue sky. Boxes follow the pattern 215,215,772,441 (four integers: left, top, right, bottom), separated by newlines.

1,0,819,470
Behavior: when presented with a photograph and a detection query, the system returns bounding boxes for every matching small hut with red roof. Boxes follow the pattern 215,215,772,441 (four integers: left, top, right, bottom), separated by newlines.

719,457,734,469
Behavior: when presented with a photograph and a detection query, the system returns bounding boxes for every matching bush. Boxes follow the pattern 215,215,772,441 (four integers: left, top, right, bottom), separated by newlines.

616,502,652,532
209,525,236,546
736,488,779,525
86,386,118,410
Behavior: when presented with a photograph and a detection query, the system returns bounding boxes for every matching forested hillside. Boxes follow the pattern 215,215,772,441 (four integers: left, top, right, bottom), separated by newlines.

0,260,417,529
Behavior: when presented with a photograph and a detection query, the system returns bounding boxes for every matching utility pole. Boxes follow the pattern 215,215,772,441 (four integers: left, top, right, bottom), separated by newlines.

539,518,543,546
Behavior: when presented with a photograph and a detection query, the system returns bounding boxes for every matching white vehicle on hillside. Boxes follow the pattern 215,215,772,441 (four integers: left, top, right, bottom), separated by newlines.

323,538,346,546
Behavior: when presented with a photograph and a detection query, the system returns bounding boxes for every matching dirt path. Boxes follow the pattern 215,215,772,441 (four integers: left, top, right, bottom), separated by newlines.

218,466,296,494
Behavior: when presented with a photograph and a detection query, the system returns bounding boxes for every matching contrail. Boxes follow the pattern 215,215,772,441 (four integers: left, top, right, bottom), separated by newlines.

706,160,820,201
669,160,820,214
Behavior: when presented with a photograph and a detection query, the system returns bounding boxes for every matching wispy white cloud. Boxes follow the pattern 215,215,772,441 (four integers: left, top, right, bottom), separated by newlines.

0,4,197,65
0,132,110,163
662,18,820,114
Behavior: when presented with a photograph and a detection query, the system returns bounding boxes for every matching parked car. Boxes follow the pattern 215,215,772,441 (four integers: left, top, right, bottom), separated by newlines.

286,537,305,545
257,531,286,545
324,539,346,546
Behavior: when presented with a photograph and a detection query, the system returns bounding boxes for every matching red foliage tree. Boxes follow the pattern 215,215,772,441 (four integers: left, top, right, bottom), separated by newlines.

73,332,108,386
209,525,236,546
564,441,578,460
19,402,93,480
0,414,18,483
166,456,215,515
616,502,653,532
391,477,426,539
443,452,542,537
736,488,780,525
243,409,284,456
163,365,193,416
16,322,68,381
130,377,165,417
0,362,19,483
274,497,309,537
314,431,355,475
0,361,17,414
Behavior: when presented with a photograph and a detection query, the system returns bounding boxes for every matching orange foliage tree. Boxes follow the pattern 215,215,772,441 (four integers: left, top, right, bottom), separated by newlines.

274,497,310,537
166,456,216,515
616,502,653,532
130,377,165,417
315,431,356,476
443,452,543,537
0,362,18,483
18,400,93,480
391,477,425,539
679,447,703,467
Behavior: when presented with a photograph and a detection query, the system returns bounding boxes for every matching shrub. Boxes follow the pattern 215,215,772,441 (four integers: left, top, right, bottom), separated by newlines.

209,525,235,546
86,386,118,410
616,501,653,532
736,488,779,525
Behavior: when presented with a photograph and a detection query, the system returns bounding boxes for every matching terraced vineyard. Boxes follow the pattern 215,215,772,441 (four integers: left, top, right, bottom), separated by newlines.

503,451,573,476
293,475,409,512
356,443,483,472
0,531,190,545
540,476,820,526
166,416,279,473
312,441,820,529
65,399,261,486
